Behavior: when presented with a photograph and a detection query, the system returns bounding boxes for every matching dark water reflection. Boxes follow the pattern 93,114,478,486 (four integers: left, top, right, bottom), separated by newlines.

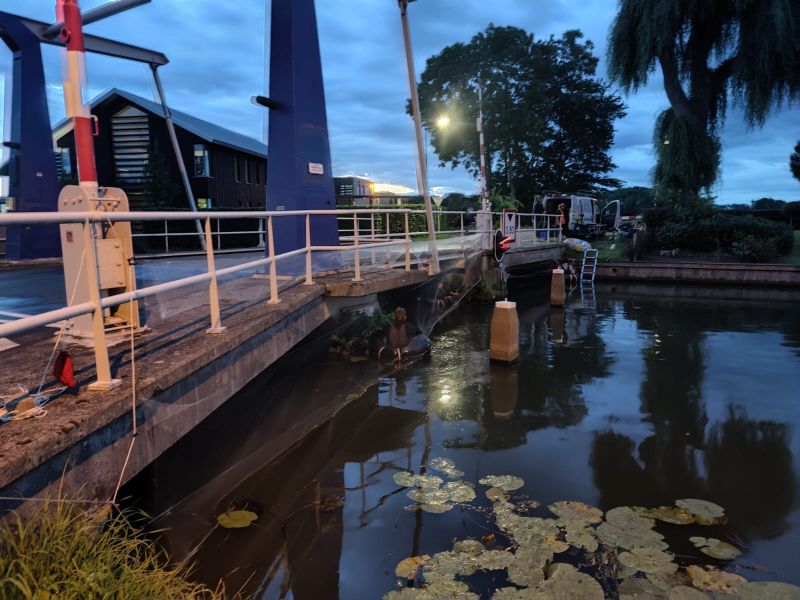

143,284,800,599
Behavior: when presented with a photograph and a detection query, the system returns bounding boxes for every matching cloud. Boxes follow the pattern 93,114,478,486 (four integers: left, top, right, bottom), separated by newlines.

1,0,797,202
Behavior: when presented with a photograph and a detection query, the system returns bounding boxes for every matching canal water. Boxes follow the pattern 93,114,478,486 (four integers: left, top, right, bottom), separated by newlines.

129,283,800,599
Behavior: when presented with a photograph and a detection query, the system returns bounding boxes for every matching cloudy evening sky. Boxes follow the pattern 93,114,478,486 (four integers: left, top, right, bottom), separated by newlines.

1,0,798,203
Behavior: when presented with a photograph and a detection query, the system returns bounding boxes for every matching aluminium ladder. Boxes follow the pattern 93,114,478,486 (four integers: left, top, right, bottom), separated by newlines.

580,249,599,284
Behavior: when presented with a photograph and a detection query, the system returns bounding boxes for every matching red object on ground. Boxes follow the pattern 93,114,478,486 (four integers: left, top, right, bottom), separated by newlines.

53,351,77,388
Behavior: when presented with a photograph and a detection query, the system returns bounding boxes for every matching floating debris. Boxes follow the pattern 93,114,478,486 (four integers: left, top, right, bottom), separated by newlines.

216,509,257,529
479,475,525,491
395,555,431,579
688,536,742,560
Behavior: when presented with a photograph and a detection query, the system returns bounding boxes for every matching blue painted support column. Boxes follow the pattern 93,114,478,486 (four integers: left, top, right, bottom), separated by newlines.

266,0,340,265
0,12,60,260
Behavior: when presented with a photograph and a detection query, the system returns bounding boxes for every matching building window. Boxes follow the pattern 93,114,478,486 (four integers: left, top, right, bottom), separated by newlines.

193,144,211,177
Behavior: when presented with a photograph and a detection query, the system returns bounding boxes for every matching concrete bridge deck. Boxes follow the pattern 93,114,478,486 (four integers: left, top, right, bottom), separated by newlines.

0,265,427,513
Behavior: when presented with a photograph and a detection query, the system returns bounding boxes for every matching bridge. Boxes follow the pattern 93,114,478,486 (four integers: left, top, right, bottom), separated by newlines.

0,206,563,512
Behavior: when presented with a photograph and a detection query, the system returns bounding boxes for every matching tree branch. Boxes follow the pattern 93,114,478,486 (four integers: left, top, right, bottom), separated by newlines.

658,49,700,127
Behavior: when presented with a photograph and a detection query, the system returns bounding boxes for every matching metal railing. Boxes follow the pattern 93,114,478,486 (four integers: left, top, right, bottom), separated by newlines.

0,208,415,389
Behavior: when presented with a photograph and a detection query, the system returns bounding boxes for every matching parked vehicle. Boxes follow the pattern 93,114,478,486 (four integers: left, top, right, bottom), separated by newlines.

541,191,620,239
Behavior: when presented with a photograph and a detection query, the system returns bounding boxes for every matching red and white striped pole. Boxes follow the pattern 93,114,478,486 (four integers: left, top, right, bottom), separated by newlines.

477,82,489,211
57,0,98,191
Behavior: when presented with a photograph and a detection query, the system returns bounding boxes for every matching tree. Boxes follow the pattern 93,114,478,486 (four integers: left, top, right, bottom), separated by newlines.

415,26,625,211
597,186,655,216
751,198,785,210
791,141,800,184
608,0,800,205
442,192,480,212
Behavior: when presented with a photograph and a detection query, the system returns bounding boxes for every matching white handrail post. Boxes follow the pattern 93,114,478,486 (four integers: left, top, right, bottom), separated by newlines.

353,212,363,282
460,212,465,253
82,220,119,391
164,219,169,254
404,212,411,272
216,218,221,251
370,212,375,241
267,215,280,304
533,212,537,244
305,213,313,285
205,217,225,333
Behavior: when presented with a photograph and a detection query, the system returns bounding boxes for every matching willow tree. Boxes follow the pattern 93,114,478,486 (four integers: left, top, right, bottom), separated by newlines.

792,141,800,183
608,0,800,205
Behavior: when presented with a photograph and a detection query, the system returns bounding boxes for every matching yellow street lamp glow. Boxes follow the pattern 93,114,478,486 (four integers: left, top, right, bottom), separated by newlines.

436,116,451,128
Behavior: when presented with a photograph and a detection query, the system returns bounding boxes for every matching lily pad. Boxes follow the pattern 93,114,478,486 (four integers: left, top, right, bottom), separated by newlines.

453,539,485,556
420,503,453,514
618,547,677,575
486,487,510,502
633,506,695,525
475,549,515,570
606,506,656,530
492,588,544,600
733,581,800,599
394,471,417,486
539,563,605,599
423,551,478,579
395,555,431,579
675,499,726,525
548,501,603,525
667,586,711,599
383,590,420,599
442,481,476,503
617,577,669,599
596,521,668,551
565,525,599,552
216,509,257,529
479,475,525,491
688,536,741,560
685,565,746,594
423,578,476,599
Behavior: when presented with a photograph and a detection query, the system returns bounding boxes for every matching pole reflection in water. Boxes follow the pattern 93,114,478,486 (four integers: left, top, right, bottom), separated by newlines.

133,284,800,598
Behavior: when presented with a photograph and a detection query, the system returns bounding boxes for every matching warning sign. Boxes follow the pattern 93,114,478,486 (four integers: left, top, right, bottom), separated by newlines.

502,210,517,241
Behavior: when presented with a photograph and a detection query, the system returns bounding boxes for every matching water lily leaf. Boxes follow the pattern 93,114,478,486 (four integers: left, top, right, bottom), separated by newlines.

733,581,800,600
453,539,485,556
617,576,669,599
507,544,551,587
548,501,603,525
475,550,515,570
216,509,257,529
633,506,695,525
428,457,455,471
423,578,476,598
420,503,453,514
382,589,420,599
443,481,476,503
606,506,656,530
507,561,546,588
486,487,509,502
647,571,692,591
479,475,525,491
667,586,711,599
596,521,668,551
424,551,478,579
394,471,416,487
618,547,677,575
566,525,599,552
408,488,450,504
688,537,741,560
685,565,746,594
396,555,431,579
539,563,605,599
675,499,725,521
492,588,545,600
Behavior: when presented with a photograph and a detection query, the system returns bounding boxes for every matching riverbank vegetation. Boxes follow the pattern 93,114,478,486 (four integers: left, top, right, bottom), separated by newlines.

0,500,220,599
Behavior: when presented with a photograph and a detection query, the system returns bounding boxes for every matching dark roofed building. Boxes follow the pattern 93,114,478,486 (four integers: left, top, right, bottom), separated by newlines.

53,89,267,210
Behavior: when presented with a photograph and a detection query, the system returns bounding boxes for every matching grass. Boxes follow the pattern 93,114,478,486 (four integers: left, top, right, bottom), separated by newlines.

0,499,221,600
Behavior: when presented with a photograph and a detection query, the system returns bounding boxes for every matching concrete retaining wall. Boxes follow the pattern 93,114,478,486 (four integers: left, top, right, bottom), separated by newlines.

596,262,800,287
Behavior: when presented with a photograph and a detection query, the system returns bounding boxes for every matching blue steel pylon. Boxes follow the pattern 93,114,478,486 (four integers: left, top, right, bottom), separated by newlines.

0,12,61,260
266,0,340,258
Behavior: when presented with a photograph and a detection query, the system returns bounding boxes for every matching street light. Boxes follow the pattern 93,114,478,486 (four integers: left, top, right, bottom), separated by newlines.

397,0,439,275
436,115,451,128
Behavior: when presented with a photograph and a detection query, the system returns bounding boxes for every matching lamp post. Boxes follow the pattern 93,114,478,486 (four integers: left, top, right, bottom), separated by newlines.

397,0,439,275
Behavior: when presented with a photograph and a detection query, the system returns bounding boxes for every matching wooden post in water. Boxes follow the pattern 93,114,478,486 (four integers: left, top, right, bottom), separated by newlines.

489,300,519,363
551,268,565,306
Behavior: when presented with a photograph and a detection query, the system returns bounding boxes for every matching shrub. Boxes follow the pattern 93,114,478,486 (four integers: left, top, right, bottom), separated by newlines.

730,236,779,262
783,201,800,229
0,500,218,599
654,214,793,260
